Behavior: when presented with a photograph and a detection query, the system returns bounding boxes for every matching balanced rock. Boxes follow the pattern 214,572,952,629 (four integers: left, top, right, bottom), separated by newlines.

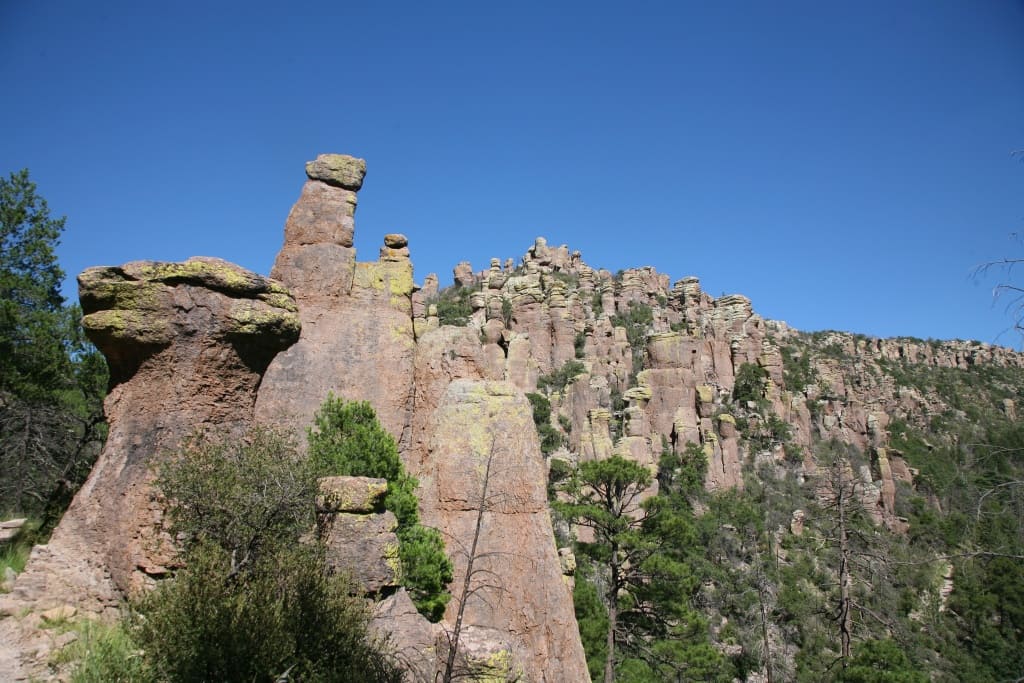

10,259,299,611
384,233,408,249
305,153,366,191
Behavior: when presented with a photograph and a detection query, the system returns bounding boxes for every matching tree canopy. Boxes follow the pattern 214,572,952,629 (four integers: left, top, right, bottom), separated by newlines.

0,169,107,523
308,394,453,621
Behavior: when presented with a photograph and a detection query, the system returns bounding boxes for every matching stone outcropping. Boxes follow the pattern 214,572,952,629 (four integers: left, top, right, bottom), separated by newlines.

417,380,590,682
318,476,401,594
255,154,416,446
8,152,1024,681
252,156,590,680
0,258,299,680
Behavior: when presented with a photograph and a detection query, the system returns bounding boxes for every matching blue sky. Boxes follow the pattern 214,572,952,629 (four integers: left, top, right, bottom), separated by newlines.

3,1,1023,345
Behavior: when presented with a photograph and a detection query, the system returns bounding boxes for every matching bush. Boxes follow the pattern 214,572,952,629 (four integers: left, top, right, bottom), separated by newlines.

135,541,401,683
610,301,654,360
537,360,586,394
136,426,402,683
526,392,564,455
308,395,452,620
732,362,768,403
155,428,315,570
432,285,474,326
781,345,817,392
574,331,587,359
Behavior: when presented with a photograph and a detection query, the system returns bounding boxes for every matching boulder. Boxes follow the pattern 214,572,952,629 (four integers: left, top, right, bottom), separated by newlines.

317,476,388,513
305,153,366,191
320,509,400,594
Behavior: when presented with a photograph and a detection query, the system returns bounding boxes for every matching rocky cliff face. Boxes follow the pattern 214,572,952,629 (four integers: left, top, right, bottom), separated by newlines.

432,236,1023,537
255,156,416,446
0,258,299,679
5,153,1023,681
250,156,589,682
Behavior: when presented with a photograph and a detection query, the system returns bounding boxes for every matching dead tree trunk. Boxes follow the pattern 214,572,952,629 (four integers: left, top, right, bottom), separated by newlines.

442,445,495,683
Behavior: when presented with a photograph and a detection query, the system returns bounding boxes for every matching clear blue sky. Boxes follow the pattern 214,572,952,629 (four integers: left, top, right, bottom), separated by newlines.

3,1,1023,345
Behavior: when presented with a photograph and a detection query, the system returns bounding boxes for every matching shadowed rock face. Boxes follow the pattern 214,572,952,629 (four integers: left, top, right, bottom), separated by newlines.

6,259,300,611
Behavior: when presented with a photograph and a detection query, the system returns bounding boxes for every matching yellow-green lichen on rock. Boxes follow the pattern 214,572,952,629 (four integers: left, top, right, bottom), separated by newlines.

81,309,172,346
305,153,367,191
316,476,388,513
258,290,298,313
473,648,520,683
227,301,301,340
131,258,249,291
624,384,652,402
354,259,415,301
78,257,301,364
79,277,164,314
383,540,402,580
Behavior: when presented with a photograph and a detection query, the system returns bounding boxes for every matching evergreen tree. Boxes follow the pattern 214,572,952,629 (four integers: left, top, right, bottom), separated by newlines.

0,169,107,521
308,394,453,620
0,169,68,400
560,452,728,682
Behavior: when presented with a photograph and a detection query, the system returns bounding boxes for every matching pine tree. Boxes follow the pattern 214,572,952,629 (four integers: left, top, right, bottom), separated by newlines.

0,169,107,520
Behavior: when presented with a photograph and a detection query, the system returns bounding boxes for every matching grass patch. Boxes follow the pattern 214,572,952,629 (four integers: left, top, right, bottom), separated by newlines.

56,619,154,683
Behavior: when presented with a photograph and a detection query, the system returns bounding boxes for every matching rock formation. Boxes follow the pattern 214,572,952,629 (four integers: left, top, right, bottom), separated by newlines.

6,152,1024,681
0,258,299,679
417,380,589,682
255,154,417,446
250,157,589,681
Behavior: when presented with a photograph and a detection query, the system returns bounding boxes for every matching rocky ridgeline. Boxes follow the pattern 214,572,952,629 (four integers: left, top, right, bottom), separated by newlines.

417,236,1024,536
4,153,1023,681
416,236,782,496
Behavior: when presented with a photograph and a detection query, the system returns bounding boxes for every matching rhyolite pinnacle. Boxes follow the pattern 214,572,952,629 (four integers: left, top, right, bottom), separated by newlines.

305,153,366,191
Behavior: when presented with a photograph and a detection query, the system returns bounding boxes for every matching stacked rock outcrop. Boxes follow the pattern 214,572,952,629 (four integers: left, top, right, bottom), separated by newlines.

255,155,416,446
0,258,299,680
252,156,590,681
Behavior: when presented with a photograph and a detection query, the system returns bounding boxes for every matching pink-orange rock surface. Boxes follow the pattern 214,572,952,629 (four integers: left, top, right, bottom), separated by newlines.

0,258,299,680
8,152,1024,682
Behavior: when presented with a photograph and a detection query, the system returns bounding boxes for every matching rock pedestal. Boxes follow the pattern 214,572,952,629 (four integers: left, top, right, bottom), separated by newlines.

0,258,299,680
256,154,416,446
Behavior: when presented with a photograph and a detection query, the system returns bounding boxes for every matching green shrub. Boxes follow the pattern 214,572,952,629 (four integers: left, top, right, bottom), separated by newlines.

781,345,817,392
610,301,654,362
526,392,564,455
732,362,768,403
308,395,452,620
574,331,586,359
537,360,586,394
139,427,402,683
154,428,315,569
432,285,474,326
135,541,400,683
